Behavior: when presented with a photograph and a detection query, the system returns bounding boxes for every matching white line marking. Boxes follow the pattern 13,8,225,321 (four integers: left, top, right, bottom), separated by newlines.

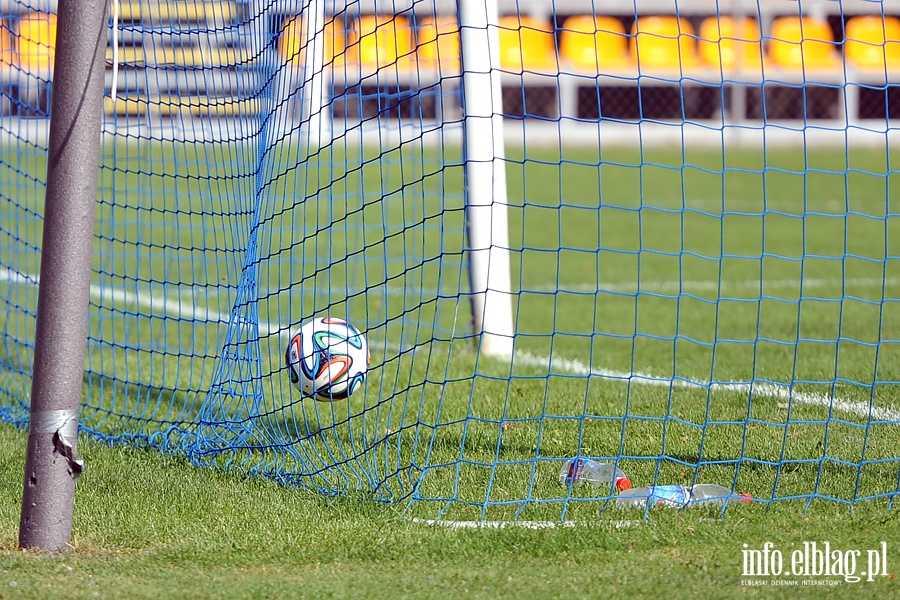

554,276,900,295
0,267,38,286
5,266,892,300
410,518,640,529
2,266,897,421
513,352,900,422
283,275,898,296
0,266,226,326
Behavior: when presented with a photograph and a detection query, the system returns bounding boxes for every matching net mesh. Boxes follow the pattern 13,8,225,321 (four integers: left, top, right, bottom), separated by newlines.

0,0,898,521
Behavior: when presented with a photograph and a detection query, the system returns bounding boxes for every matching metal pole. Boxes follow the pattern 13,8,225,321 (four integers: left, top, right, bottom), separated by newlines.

19,0,109,551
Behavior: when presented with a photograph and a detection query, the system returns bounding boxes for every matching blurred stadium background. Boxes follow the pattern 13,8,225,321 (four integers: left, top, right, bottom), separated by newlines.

2,1,900,141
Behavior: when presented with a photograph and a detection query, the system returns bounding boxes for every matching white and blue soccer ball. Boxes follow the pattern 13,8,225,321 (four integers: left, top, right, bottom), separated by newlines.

284,317,369,400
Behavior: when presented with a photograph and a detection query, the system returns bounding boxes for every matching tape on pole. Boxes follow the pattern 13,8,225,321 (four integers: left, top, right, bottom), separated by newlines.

29,409,78,439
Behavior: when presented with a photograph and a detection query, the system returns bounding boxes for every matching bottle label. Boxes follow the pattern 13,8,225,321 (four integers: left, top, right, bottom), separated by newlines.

563,459,584,484
648,485,690,507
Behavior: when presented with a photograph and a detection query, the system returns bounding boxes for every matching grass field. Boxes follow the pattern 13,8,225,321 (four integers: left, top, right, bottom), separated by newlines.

0,425,897,598
1,139,899,594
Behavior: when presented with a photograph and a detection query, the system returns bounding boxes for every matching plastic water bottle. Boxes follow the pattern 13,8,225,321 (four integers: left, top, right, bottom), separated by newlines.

691,484,752,503
615,484,751,509
559,459,631,491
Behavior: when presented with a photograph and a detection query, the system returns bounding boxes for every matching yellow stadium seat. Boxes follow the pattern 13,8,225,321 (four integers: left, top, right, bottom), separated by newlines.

560,15,630,72
105,95,153,117
176,96,260,117
117,1,234,24
417,16,460,70
109,94,261,119
768,17,840,70
845,15,900,71
698,16,763,71
108,45,245,68
497,16,557,72
0,22,13,68
279,16,345,67
632,16,699,71
131,95,257,118
17,12,57,72
349,15,413,68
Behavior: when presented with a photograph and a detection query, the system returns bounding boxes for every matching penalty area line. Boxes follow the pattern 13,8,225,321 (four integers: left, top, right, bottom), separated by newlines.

2,265,897,423
512,352,900,423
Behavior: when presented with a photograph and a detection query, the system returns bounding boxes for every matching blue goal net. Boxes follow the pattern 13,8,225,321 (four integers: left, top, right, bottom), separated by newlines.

0,0,898,521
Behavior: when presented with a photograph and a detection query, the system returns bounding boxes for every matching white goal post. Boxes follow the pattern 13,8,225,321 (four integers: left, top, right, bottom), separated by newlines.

459,0,514,360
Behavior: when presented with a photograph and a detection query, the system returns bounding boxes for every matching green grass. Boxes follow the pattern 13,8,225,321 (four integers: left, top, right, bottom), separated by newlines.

1,140,900,594
0,425,898,599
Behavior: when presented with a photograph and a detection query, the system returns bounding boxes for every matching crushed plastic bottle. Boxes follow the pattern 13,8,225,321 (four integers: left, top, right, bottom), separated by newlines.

615,484,752,509
559,458,631,491
691,484,752,504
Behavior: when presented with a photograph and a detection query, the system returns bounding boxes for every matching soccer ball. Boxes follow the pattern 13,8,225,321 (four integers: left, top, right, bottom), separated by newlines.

284,317,369,400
